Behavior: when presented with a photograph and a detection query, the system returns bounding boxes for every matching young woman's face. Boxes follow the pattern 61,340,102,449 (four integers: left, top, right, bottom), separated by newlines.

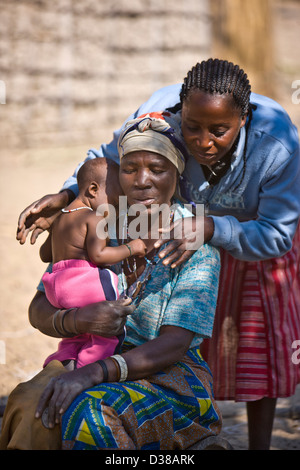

119,151,177,208
181,90,247,167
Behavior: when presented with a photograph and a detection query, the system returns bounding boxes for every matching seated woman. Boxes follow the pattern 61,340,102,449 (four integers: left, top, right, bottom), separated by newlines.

0,115,221,450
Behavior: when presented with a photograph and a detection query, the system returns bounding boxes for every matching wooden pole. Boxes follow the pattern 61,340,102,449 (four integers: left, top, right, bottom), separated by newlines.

210,0,275,97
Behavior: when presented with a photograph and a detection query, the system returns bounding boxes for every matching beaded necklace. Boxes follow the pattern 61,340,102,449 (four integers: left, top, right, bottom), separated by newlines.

120,209,174,306
61,206,93,213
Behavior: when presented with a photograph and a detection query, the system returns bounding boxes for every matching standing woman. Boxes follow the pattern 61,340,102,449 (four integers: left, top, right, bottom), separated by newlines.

175,61,300,450
17,59,300,449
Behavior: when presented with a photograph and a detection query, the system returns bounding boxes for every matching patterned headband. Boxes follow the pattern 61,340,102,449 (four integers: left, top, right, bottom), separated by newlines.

118,113,187,174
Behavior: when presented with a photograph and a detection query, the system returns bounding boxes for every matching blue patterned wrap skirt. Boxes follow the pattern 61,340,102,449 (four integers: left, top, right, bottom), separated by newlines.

62,346,222,450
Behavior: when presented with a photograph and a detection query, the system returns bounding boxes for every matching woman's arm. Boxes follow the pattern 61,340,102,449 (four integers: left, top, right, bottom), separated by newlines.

29,290,134,338
60,84,182,195
17,85,182,247
209,147,300,261
122,325,194,379
29,291,61,338
35,325,194,428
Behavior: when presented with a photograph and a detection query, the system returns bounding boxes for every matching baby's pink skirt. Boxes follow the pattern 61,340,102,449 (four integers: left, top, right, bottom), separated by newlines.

42,259,122,368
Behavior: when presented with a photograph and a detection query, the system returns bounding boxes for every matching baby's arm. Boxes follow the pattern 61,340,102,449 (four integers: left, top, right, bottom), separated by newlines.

86,215,146,266
40,233,53,263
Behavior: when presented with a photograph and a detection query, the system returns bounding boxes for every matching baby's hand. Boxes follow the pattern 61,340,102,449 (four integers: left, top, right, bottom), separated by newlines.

129,239,147,257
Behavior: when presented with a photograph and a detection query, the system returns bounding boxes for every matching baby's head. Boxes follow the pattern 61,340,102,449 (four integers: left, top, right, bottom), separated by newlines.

77,158,122,208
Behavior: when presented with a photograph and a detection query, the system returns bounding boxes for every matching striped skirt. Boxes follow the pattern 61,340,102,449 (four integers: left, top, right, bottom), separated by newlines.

61,347,222,450
201,225,300,401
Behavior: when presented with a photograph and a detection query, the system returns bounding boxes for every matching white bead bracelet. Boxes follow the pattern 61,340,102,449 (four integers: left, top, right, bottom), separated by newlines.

110,354,128,382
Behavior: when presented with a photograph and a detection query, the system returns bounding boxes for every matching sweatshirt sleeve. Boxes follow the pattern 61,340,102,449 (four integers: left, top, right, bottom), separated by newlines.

210,141,300,261
60,84,182,196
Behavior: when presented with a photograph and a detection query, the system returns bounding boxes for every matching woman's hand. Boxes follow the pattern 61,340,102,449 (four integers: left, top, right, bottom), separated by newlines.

75,297,135,337
16,190,74,245
29,292,134,338
35,363,102,428
154,216,214,268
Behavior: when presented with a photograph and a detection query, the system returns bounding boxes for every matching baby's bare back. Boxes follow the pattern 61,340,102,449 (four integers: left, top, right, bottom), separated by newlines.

51,210,92,263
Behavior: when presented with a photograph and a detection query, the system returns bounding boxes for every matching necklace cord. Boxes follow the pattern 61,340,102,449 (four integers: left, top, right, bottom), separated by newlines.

61,206,93,213
120,208,174,305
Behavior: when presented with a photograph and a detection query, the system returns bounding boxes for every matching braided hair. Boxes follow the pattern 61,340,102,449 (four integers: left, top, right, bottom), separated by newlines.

179,58,254,190
180,58,251,117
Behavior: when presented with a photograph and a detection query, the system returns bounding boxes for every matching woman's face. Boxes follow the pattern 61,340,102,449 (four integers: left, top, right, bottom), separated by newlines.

119,151,178,208
181,90,247,167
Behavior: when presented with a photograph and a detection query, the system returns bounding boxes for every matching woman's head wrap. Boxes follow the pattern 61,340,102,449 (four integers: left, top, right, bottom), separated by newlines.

118,113,187,174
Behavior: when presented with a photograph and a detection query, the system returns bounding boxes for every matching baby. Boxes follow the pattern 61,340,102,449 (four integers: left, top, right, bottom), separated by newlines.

40,157,146,370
